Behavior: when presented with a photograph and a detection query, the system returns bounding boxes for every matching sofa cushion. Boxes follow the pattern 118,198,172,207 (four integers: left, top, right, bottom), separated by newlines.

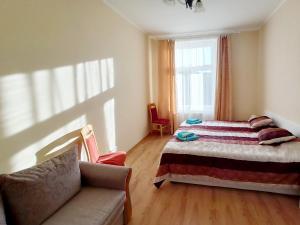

42,187,125,225
109,212,123,225
1,147,81,225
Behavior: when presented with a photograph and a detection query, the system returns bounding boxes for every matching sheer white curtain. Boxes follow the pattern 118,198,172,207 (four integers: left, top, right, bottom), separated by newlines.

175,39,217,126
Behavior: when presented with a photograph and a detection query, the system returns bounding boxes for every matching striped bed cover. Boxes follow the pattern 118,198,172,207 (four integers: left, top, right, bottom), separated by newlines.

154,121,300,196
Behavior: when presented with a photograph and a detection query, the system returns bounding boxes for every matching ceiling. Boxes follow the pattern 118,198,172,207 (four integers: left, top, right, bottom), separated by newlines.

104,0,283,35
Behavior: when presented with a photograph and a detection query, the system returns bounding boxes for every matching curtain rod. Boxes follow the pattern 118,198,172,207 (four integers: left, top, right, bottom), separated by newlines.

150,30,239,41
149,27,259,40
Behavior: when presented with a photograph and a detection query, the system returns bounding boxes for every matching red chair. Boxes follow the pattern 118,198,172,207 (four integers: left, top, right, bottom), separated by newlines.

148,103,171,136
81,124,126,166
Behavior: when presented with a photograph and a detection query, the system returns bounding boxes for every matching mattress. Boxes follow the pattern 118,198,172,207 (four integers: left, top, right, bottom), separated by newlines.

154,121,300,195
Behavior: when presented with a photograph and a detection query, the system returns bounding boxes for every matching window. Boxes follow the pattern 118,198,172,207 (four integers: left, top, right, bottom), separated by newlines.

175,38,217,120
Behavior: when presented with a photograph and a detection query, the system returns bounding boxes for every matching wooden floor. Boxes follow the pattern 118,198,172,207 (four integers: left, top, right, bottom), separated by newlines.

126,134,300,225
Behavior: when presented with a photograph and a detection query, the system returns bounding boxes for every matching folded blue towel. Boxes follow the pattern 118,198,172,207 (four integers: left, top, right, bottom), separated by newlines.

177,131,194,139
187,118,199,122
186,118,202,124
176,132,200,142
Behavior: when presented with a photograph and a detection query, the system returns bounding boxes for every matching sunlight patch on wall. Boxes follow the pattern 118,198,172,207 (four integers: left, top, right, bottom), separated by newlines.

52,65,76,113
0,58,115,138
33,70,53,121
0,73,34,137
101,58,115,92
4,115,87,173
76,60,101,101
104,98,117,152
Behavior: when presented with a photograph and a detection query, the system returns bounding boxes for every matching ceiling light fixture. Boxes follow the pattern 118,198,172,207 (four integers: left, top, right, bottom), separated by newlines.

164,0,205,12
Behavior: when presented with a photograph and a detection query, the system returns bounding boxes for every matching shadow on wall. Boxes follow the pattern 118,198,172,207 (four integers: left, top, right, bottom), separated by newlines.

0,58,118,173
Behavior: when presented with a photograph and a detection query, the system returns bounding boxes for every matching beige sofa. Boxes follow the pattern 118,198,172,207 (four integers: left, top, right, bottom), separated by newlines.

0,147,132,225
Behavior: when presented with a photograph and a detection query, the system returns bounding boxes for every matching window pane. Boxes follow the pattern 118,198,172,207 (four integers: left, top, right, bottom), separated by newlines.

190,73,204,112
175,39,217,117
204,47,212,65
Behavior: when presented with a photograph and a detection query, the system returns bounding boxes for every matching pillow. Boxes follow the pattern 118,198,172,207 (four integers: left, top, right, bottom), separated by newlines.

249,116,273,129
258,128,296,145
248,114,258,122
0,146,81,225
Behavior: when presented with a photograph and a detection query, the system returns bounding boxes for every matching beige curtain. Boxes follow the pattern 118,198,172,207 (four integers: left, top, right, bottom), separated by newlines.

215,35,233,121
157,40,176,133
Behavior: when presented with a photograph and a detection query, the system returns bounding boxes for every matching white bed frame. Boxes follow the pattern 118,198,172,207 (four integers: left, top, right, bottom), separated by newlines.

169,175,300,196
266,111,300,136
265,111,300,208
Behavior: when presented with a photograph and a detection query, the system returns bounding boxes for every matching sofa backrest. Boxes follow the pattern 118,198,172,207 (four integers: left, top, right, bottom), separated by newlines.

0,146,81,225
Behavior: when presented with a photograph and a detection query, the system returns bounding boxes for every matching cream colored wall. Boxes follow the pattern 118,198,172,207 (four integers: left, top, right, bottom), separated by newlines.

0,0,149,173
258,0,300,124
231,31,259,120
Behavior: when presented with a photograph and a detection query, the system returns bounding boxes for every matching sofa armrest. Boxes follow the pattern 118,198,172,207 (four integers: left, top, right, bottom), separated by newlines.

79,161,131,190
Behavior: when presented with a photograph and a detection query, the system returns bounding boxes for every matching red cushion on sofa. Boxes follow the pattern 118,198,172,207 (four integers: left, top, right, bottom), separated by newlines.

85,135,100,163
96,152,126,166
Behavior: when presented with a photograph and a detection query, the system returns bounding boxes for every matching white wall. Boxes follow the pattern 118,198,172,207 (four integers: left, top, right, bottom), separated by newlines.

0,0,149,173
258,0,300,124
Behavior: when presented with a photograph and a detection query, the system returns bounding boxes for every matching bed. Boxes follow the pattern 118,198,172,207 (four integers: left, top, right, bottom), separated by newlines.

154,120,300,196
